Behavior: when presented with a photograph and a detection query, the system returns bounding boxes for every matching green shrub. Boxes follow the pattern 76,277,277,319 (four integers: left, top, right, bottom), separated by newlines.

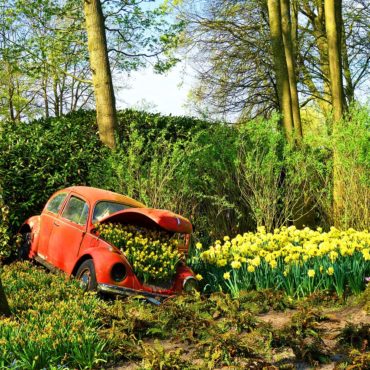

0,105,368,239
89,120,250,243
0,206,11,260
0,187,13,260
0,110,102,230
332,105,370,229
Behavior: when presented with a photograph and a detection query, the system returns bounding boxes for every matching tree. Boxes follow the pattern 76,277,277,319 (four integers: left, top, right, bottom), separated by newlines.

0,0,182,147
0,0,94,122
298,0,369,114
325,0,345,122
83,0,117,149
179,0,369,123
267,0,294,140
178,0,278,120
324,0,345,225
280,0,302,137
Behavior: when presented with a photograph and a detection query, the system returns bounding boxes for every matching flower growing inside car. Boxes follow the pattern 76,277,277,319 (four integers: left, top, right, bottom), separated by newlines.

96,223,182,283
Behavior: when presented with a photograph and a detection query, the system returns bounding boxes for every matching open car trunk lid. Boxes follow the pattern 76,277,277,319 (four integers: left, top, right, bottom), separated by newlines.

97,208,193,253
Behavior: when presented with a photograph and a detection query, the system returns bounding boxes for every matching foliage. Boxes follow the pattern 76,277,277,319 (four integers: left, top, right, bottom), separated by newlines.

90,111,247,243
0,106,368,239
0,262,108,369
1,262,369,369
140,342,190,370
332,106,370,229
235,116,322,230
102,1,184,74
273,308,330,365
196,226,370,297
0,197,12,260
96,223,182,283
0,0,93,121
178,0,370,120
0,110,102,229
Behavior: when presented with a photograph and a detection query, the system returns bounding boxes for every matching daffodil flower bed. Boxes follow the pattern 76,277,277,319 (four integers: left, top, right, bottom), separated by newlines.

96,223,182,283
196,226,370,297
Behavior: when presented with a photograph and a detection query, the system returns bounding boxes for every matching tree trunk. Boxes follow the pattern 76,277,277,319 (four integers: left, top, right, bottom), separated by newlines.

53,78,60,117
342,28,354,105
83,0,117,149
43,77,49,119
325,0,344,123
0,275,10,317
324,0,345,227
290,0,298,61
301,1,331,116
280,0,302,139
267,0,294,141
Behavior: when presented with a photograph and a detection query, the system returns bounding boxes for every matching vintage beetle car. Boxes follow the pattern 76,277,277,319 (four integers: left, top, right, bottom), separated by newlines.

19,186,198,300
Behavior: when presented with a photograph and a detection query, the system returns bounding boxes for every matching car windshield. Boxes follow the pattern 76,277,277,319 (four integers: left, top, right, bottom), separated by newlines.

93,201,131,223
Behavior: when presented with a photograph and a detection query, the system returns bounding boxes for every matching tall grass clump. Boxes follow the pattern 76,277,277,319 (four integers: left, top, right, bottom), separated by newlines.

0,262,108,369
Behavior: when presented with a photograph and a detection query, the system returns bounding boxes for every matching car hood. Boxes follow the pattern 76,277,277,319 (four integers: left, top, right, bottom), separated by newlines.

97,208,193,234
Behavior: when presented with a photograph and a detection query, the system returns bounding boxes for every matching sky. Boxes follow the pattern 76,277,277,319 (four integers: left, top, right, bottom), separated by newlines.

115,62,194,117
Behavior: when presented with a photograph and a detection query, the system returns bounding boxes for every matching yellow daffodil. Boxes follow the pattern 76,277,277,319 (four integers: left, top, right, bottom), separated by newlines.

327,267,334,276
247,265,255,273
307,269,315,278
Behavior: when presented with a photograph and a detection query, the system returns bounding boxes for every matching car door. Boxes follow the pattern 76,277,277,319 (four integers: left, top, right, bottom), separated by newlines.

37,192,68,260
47,194,89,273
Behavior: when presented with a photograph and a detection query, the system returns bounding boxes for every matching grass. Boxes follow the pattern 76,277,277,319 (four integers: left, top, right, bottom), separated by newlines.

0,261,369,369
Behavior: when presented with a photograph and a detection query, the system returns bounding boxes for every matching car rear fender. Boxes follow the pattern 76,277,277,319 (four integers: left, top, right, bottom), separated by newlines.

19,216,41,257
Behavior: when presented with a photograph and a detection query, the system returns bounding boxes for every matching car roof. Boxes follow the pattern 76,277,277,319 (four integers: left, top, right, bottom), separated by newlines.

62,186,145,208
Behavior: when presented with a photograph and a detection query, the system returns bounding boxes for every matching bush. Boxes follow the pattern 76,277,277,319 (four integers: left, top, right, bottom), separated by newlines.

0,105,368,239
0,187,12,260
89,119,249,243
332,105,370,229
0,110,102,230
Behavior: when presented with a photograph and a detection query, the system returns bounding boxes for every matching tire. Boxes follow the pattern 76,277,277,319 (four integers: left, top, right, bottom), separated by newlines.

18,232,31,260
75,259,97,292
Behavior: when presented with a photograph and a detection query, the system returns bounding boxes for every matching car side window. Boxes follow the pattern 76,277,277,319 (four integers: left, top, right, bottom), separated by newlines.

46,193,67,214
62,196,89,226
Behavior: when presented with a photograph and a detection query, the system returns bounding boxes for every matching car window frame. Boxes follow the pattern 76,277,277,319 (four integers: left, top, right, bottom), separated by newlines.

59,194,90,228
44,192,68,215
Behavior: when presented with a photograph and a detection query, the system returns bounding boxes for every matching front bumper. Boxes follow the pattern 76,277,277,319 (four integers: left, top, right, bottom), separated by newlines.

97,283,173,304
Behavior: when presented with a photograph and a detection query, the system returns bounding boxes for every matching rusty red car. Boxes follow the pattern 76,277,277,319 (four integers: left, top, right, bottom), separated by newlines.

19,186,198,301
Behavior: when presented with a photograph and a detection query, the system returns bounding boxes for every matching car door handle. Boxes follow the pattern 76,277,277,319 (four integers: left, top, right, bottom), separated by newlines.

54,221,60,227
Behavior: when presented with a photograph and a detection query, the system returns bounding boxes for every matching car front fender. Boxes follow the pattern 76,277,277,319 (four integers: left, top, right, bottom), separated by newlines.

73,245,141,289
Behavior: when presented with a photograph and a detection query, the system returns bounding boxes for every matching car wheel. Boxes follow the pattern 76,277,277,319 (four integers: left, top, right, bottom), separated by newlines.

76,260,97,292
18,232,31,260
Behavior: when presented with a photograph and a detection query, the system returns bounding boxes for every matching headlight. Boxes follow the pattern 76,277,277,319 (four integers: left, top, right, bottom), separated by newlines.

110,263,126,282
183,276,199,292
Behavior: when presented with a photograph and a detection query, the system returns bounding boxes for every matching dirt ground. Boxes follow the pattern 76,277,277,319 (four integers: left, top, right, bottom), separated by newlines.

108,303,369,370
